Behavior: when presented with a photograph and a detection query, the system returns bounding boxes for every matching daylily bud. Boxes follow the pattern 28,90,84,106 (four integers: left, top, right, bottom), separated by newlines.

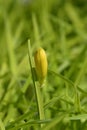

34,48,48,85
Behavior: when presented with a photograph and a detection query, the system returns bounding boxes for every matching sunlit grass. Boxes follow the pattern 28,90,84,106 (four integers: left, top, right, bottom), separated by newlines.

0,0,87,130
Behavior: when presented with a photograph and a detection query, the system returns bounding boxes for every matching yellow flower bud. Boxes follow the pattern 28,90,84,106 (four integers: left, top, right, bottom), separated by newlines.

34,48,48,85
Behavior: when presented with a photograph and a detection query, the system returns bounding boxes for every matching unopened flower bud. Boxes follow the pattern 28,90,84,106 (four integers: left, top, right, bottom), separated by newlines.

34,48,48,85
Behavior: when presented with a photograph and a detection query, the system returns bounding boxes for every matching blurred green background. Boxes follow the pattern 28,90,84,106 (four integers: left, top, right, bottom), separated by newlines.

0,0,87,129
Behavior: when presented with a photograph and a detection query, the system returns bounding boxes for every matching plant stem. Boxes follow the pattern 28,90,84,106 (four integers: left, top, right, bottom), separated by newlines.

36,84,45,118
28,40,45,127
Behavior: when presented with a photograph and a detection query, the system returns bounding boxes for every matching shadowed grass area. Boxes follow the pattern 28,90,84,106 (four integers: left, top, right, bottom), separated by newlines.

0,0,87,130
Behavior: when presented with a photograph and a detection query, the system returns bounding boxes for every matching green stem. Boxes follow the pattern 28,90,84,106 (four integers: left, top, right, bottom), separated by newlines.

28,40,45,127
36,84,45,127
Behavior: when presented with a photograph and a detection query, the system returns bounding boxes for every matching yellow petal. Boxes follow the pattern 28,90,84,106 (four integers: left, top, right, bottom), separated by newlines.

34,48,48,85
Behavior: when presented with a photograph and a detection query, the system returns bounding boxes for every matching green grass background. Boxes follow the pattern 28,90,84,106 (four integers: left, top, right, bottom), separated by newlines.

0,0,87,129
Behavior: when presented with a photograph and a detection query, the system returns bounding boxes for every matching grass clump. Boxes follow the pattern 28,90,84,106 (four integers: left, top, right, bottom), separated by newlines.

0,0,87,130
